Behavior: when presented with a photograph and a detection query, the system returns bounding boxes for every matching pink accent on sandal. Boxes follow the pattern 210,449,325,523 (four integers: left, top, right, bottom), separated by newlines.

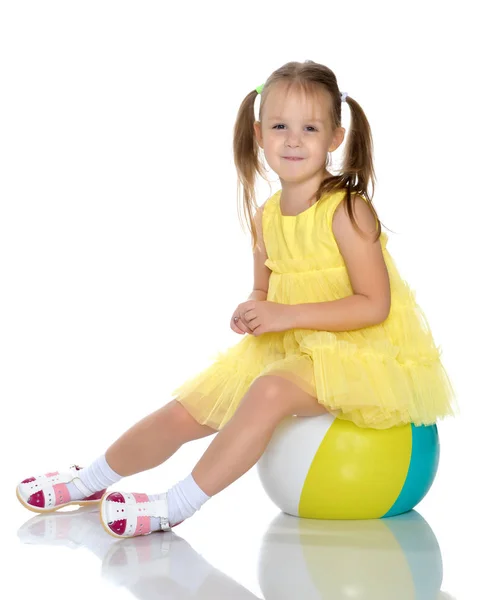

110,519,127,535
134,516,151,536
45,471,59,477
53,483,71,505
108,492,126,503
104,492,127,535
132,492,149,502
130,493,152,535
28,490,45,508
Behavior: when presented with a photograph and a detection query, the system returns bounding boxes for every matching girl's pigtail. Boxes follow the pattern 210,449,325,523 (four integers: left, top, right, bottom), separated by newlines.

340,94,382,242
233,87,269,253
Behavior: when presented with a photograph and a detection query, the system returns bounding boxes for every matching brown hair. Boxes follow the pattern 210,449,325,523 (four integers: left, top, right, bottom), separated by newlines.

233,60,388,252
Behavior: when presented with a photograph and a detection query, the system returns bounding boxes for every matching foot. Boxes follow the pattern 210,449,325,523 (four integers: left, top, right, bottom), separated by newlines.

100,491,184,539
16,465,107,513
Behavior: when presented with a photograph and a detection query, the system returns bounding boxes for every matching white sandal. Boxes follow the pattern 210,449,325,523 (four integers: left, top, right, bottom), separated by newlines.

16,464,107,513
100,491,183,539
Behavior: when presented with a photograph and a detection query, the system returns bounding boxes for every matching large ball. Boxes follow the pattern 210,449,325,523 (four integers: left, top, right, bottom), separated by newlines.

257,413,439,519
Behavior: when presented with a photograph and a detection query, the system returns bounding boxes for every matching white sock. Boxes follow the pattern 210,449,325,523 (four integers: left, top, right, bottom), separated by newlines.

67,454,123,500
148,473,210,529
167,473,211,526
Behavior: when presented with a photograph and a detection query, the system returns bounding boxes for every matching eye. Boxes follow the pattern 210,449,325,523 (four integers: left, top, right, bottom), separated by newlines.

272,124,318,132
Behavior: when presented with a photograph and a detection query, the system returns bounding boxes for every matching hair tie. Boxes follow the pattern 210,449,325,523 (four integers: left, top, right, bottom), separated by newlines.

256,83,348,103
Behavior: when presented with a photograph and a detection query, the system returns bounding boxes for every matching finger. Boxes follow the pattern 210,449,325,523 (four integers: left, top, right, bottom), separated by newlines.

238,318,252,334
232,316,248,334
231,318,243,333
241,319,254,334
236,316,252,334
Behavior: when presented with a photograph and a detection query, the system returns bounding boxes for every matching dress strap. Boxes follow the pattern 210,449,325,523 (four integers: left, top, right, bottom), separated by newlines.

323,189,348,231
261,190,279,227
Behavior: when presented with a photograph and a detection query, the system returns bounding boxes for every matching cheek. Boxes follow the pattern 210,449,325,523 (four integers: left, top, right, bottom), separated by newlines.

311,143,328,157
262,140,279,160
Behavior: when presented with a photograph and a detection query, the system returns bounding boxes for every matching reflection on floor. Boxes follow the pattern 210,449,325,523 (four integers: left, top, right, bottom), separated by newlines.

17,504,456,599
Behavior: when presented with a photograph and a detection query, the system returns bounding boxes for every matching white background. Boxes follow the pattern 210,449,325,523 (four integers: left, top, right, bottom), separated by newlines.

1,1,477,598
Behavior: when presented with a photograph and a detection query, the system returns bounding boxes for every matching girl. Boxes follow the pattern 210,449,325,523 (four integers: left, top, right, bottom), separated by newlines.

16,60,457,539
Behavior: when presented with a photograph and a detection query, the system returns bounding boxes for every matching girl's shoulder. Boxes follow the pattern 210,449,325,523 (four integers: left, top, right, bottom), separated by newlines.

264,189,281,208
259,190,281,221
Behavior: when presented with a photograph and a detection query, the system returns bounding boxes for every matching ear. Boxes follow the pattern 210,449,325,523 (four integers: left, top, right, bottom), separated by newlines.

254,121,264,149
329,126,346,152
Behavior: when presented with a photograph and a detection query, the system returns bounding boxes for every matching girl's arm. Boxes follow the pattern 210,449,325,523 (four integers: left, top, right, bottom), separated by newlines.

249,289,268,301
248,203,270,302
286,294,385,331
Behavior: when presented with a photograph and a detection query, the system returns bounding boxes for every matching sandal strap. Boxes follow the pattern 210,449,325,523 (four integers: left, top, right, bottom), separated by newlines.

67,466,95,497
144,495,170,529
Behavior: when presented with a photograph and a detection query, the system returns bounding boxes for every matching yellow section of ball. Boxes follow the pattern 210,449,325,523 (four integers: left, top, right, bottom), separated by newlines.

299,419,412,519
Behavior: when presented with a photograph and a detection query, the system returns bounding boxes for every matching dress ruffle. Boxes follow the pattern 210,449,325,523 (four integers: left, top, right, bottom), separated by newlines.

297,330,456,429
172,332,286,430
173,305,457,431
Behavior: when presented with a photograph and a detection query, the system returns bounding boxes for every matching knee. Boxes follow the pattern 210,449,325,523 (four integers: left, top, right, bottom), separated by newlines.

167,400,194,427
242,376,292,420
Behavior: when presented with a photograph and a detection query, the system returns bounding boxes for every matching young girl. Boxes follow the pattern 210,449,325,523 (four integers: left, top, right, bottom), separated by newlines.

16,60,457,539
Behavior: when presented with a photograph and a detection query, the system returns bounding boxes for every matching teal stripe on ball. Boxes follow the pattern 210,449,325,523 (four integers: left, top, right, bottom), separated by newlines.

382,424,440,518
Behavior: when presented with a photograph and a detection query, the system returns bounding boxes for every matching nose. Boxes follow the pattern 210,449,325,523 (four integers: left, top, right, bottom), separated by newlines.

285,132,301,147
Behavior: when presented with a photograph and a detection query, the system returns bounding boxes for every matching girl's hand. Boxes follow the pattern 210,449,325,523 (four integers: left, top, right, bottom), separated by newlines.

231,300,292,336
230,304,254,335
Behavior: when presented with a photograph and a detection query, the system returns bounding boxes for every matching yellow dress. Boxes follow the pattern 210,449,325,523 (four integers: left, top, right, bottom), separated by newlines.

172,188,457,431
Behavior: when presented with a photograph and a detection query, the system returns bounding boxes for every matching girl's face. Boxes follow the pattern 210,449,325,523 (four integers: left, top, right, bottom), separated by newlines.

254,84,345,183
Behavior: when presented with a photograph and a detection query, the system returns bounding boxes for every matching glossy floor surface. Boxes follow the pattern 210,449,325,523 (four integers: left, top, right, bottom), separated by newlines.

8,427,474,600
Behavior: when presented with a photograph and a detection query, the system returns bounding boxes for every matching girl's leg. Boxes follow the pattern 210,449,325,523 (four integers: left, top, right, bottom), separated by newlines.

100,375,327,536
192,374,327,496
105,399,218,477
17,400,217,513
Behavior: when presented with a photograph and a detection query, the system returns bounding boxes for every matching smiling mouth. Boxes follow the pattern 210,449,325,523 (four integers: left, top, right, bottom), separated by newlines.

283,157,304,161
